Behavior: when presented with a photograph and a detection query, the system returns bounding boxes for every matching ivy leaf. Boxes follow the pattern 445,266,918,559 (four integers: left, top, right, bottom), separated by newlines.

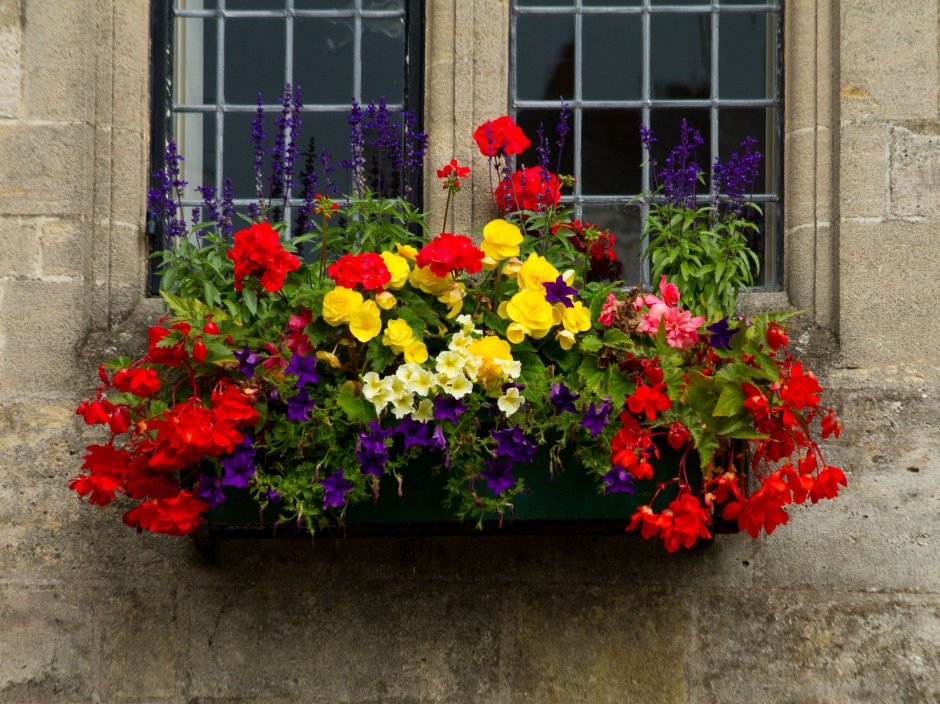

712,383,745,417
336,380,376,424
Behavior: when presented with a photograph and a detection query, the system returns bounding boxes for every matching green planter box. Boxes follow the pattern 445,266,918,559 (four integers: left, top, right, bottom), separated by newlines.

201,442,737,539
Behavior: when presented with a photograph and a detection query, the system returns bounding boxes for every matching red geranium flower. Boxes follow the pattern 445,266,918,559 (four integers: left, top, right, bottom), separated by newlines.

495,166,561,213
626,382,672,420
327,252,391,291
227,222,300,293
472,116,531,157
122,491,209,536
436,159,471,192
416,233,484,278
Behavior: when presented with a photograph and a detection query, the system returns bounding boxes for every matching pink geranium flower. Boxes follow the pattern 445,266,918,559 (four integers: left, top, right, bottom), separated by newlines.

661,307,705,350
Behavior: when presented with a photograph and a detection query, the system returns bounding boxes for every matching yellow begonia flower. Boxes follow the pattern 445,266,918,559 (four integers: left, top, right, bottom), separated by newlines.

438,282,465,318
502,257,523,280
375,291,397,310
396,242,419,261
380,251,411,289
481,255,499,271
348,300,382,342
468,335,514,389
382,318,415,351
518,253,560,291
505,288,558,340
322,286,364,326
409,264,451,296
481,219,523,262
403,339,429,364
506,322,525,344
316,350,342,369
556,329,576,351
558,301,592,334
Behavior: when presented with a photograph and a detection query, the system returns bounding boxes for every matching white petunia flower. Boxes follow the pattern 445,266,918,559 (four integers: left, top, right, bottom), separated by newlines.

497,387,525,416
435,350,465,379
412,398,435,422
445,373,473,399
391,391,417,419
497,359,522,379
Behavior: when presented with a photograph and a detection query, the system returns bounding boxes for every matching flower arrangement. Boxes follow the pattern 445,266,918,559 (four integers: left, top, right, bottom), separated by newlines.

70,87,845,551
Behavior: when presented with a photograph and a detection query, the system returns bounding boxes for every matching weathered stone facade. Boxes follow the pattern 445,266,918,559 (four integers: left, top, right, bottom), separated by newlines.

0,1,937,702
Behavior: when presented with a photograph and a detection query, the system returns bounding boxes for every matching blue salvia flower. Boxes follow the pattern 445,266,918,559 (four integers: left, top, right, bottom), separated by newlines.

320,148,338,196
712,136,762,218
652,119,704,209
555,100,570,175
147,139,187,239
220,178,234,237
251,93,266,205
195,185,219,228
343,98,365,195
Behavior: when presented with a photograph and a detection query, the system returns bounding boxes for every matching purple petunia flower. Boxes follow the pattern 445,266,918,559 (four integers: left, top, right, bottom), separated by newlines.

233,347,261,379
285,353,319,388
357,422,393,478
542,275,579,308
265,487,281,503
434,396,467,425
430,424,447,452
581,399,613,437
491,425,538,464
286,388,315,422
706,317,736,350
603,467,636,495
320,470,354,509
395,417,432,450
550,382,580,415
221,436,257,488
480,457,516,495
197,473,226,508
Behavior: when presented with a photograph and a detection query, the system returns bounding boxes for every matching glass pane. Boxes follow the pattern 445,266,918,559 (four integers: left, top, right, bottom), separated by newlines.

362,17,405,103
294,17,355,105
223,111,279,200
515,15,575,100
176,0,217,10
647,109,711,193
295,0,354,8
173,17,217,105
739,201,774,287
581,109,643,196
580,203,642,284
226,0,284,9
173,112,217,202
719,13,774,99
583,14,642,101
363,0,405,9
515,109,575,178
650,14,711,100
718,108,775,194
303,111,351,194
225,19,285,105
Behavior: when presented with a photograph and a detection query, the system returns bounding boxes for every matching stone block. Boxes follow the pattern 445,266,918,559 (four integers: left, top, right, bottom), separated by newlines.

0,216,41,277
110,1,151,132
110,127,149,225
841,122,889,218
839,220,940,367
784,1,822,133
21,0,96,122
840,0,939,121
0,586,94,702
890,123,940,218
0,5,21,119
0,123,93,217
40,218,90,279
184,582,503,702
783,130,818,230
689,593,940,703
98,587,180,701
0,280,88,393
502,589,691,702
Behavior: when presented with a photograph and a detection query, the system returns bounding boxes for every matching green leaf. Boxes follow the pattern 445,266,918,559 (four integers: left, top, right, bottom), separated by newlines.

712,383,745,417
336,381,377,424
607,366,633,404
577,356,607,395
580,335,603,353
242,288,258,317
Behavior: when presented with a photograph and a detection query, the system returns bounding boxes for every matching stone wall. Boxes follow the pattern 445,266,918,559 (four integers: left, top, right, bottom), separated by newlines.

0,1,938,702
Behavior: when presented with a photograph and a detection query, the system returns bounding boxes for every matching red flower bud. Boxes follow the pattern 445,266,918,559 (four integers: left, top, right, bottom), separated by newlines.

108,406,131,434
203,321,220,335
192,339,208,363
766,323,788,352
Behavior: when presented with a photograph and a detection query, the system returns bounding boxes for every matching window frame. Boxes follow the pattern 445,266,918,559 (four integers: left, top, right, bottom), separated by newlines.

509,0,784,289
148,0,425,292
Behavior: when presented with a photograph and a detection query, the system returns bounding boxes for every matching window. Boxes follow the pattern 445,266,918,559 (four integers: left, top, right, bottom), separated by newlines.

511,0,782,286
149,0,422,284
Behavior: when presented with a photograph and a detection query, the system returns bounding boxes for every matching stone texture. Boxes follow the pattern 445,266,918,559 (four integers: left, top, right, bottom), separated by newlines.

840,0,940,121
839,220,940,367
0,217,42,277
841,122,888,218
0,123,94,217
0,3,22,120
21,0,97,123
890,122,940,218
40,218,89,279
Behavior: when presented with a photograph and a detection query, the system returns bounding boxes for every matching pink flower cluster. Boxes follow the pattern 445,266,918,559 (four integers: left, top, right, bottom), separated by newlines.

635,276,705,350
